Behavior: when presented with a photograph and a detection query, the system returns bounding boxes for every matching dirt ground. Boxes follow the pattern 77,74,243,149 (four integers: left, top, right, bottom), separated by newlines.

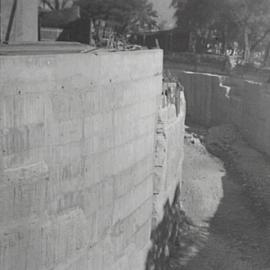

181,125,270,270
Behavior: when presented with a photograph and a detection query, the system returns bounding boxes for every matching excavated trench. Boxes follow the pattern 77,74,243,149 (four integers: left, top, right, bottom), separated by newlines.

181,124,270,270
147,69,270,269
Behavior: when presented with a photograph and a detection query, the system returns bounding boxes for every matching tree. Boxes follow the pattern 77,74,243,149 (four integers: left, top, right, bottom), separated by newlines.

171,0,231,53
75,0,157,34
226,0,270,62
172,0,270,63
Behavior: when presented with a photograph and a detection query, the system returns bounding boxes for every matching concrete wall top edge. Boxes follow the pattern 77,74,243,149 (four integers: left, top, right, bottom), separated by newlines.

0,49,163,74
0,48,163,58
0,49,163,92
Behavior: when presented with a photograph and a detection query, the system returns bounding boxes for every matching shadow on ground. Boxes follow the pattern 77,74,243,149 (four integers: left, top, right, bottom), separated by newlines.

145,184,208,270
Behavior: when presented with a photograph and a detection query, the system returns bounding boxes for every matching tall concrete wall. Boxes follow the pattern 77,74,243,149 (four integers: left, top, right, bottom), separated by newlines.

171,70,270,157
0,50,163,270
0,0,38,42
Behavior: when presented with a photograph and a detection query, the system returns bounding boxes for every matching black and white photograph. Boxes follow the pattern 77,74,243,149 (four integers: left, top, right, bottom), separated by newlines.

0,0,270,269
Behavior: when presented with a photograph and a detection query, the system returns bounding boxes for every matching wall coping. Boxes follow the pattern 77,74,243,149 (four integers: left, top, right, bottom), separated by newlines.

0,42,162,56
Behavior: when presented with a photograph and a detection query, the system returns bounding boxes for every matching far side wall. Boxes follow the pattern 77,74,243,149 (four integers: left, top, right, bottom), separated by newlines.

172,70,270,157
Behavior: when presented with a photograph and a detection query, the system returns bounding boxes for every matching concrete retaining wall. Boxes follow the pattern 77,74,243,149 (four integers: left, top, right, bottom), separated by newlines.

171,69,270,157
152,93,186,227
0,50,163,270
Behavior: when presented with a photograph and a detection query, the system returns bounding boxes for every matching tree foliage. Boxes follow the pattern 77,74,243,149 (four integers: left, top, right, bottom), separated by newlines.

172,0,270,62
75,0,157,33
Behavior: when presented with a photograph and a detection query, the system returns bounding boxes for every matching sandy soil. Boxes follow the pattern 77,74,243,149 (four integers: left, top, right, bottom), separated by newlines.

181,128,224,227
181,125,270,270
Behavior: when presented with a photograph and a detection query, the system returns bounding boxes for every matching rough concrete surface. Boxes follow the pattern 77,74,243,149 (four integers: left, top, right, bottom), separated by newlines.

152,93,185,228
181,125,270,270
0,50,163,270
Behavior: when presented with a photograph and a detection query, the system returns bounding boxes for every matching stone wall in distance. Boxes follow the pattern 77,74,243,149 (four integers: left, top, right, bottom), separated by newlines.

171,69,270,157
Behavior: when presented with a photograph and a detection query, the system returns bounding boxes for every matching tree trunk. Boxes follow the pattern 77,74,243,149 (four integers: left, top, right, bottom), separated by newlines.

244,26,250,63
263,41,270,67
89,19,96,46
223,25,228,54
188,32,195,52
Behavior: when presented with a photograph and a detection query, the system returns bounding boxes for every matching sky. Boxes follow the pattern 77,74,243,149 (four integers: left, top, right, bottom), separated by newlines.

150,0,176,30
